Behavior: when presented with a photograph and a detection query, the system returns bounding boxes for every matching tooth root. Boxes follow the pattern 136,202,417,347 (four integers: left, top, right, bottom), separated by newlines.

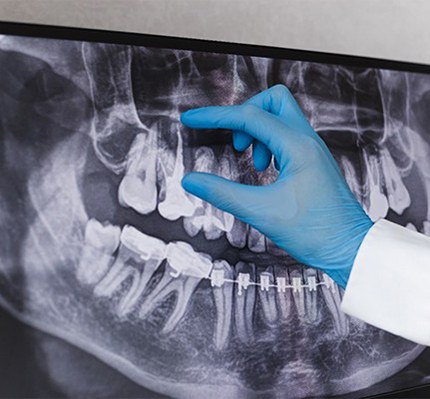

77,246,114,285
290,266,305,321
226,219,247,249
303,268,320,324
77,219,121,285
95,263,139,297
139,241,211,333
339,155,362,200
234,262,256,344
113,226,167,315
138,265,200,334
211,260,234,350
274,265,292,323
162,277,200,334
93,243,134,296
117,258,163,317
94,226,167,300
118,133,158,215
318,271,349,337
158,127,195,220
93,262,122,296
115,267,140,307
258,266,278,326
139,266,173,320
379,148,411,214
247,226,266,253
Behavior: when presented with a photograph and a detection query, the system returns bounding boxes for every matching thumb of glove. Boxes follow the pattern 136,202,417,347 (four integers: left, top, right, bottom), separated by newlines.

182,172,264,224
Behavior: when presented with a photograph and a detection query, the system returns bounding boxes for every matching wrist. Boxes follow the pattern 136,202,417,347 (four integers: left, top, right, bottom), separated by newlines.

329,214,374,289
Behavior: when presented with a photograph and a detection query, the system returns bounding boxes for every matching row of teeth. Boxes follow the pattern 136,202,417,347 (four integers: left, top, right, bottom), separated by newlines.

76,219,350,350
117,127,281,253
86,37,420,234
210,264,336,294
118,124,416,244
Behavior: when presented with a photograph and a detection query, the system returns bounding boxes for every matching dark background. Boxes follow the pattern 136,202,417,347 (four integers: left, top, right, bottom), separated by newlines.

1,306,430,399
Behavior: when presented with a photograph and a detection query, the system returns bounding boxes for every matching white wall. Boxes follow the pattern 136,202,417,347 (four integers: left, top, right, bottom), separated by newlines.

0,0,429,65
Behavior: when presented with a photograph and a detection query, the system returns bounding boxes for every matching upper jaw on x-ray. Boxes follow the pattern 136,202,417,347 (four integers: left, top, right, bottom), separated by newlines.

0,35,430,398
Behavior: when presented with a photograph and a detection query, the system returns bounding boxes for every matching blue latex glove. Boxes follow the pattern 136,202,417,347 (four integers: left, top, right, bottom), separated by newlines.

180,85,373,288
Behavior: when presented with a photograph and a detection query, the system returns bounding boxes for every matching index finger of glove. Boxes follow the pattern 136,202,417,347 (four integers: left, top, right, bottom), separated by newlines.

181,104,296,162
231,85,311,154
245,84,310,127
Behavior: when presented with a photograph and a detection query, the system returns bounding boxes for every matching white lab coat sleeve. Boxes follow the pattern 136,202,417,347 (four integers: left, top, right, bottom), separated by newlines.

340,218,430,346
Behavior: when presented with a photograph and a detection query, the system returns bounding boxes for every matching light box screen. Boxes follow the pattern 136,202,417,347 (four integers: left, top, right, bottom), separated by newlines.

1,23,430,399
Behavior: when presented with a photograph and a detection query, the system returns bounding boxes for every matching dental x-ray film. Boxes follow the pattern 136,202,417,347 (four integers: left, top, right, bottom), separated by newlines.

1,27,430,399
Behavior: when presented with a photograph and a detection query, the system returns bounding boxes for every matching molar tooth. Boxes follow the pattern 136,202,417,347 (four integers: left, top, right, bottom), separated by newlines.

166,241,212,279
290,266,305,321
211,260,234,350
406,222,417,232
139,242,211,334
266,237,286,257
183,147,225,240
118,132,158,214
183,210,204,237
234,262,256,344
138,269,201,334
319,272,349,337
362,148,389,221
219,150,237,232
303,268,320,324
104,267,139,298
247,226,266,253
158,127,195,221
182,148,206,238
117,258,163,317
162,278,201,334
339,155,362,199
77,219,121,285
423,221,430,235
120,225,167,260
379,147,411,214
274,265,292,323
93,250,139,298
116,227,167,316
258,266,278,326
226,219,247,249
204,217,225,240
93,226,166,308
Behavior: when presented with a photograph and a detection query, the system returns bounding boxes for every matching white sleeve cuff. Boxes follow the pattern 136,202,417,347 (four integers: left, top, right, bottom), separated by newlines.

341,219,430,345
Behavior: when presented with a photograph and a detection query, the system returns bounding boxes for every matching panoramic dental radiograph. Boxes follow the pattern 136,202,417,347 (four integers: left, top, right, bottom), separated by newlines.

1,34,430,398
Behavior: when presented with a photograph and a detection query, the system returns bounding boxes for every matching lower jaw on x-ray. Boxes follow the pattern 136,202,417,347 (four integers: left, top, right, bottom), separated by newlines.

1,32,430,399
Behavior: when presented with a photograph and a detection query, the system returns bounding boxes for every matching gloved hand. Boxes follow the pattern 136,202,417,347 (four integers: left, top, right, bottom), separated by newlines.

180,85,373,288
